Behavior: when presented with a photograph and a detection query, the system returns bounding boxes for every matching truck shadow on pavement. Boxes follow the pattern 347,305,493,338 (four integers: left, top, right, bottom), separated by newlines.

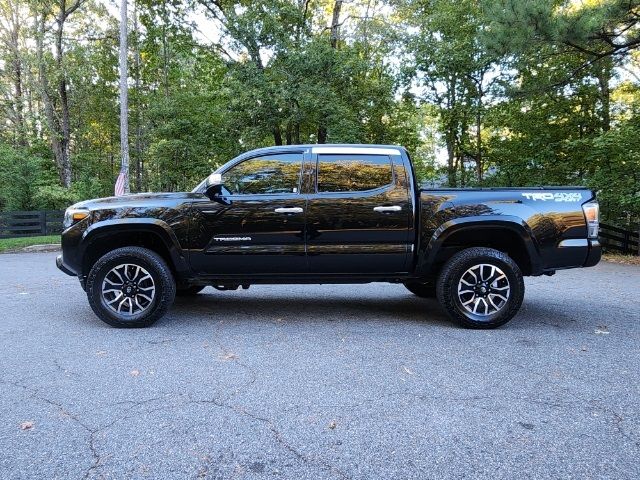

169,291,456,327
167,291,587,332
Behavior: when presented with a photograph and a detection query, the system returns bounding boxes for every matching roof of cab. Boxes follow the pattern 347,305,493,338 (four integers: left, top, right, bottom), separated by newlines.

235,144,405,160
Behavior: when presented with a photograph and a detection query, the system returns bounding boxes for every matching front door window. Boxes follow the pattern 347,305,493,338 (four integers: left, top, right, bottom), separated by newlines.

223,154,302,195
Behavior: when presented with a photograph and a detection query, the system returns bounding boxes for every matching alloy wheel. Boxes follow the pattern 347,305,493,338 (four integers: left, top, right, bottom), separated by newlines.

101,263,156,316
457,263,511,316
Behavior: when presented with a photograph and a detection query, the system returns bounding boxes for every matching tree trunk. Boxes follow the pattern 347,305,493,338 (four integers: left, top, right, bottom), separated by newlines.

273,125,283,145
119,0,130,193
445,127,456,187
161,1,169,98
296,0,310,41
56,34,72,187
36,15,67,187
476,99,482,184
597,60,611,132
12,56,26,146
285,123,293,145
294,122,300,144
34,0,83,188
133,0,143,192
54,2,73,188
445,76,457,187
459,115,468,187
329,0,343,49
317,125,327,144
8,7,27,146
316,0,343,143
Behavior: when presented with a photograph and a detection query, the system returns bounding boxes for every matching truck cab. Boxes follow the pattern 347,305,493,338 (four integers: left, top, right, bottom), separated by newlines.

188,145,414,277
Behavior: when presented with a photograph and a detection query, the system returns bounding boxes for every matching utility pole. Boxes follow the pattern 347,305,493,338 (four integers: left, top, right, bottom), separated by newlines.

118,0,130,194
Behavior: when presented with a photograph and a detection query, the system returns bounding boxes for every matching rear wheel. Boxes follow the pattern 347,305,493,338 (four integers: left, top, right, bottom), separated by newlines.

436,247,524,329
404,281,436,298
86,247,176,328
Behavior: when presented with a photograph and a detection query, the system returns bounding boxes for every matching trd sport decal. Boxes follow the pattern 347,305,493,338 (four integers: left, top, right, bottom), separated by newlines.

521,192,582,202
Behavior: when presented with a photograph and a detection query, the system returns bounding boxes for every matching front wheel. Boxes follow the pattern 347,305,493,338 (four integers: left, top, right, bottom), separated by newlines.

436,247,524,329
86,247,176,328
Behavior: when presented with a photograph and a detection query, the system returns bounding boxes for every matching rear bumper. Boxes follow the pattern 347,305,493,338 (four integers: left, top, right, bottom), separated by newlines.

583,239,601,267
56,254,76,276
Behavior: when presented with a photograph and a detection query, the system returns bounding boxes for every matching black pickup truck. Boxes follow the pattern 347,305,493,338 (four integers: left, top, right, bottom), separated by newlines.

57,144,601,328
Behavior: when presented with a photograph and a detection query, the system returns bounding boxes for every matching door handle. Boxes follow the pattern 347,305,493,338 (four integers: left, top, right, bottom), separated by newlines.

373,205,402,213
274,207,304,214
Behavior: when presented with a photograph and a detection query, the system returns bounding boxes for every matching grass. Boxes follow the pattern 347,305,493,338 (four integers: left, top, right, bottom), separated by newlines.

0,235,61,253
602,252,640,266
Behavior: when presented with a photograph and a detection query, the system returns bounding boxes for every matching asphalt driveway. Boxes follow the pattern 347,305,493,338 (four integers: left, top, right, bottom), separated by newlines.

0,252,639,479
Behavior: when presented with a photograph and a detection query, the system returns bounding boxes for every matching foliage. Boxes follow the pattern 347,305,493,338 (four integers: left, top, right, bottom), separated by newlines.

0,0,638,226
587,117,640,223
0,144,61,211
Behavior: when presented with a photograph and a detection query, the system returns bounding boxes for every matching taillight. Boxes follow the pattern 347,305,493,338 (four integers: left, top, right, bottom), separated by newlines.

582,202,599,239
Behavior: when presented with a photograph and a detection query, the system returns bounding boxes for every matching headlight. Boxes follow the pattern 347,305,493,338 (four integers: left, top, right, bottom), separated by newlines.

582,202,599,239
63,208,89,229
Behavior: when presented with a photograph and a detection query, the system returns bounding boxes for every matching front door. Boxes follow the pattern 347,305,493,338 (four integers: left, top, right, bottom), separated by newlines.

190,151,308,275
305,148,413,274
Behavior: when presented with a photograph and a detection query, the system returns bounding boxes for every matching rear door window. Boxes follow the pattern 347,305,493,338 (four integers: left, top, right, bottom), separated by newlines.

317,154,393,193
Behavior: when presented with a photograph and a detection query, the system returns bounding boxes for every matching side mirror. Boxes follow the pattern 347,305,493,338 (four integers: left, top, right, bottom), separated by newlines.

206,173,222,187
204,173,225,200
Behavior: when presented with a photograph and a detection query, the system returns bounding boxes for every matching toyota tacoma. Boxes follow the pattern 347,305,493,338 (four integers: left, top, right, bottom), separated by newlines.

57,144,601,328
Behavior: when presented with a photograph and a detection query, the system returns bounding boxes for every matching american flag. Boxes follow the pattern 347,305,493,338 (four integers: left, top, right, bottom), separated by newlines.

114,170,127,196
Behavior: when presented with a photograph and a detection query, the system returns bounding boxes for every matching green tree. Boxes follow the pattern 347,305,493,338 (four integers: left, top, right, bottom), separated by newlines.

399,0,496,186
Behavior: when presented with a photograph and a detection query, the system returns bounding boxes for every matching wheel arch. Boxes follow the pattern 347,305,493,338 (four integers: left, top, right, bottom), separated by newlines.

417,216,542,277
79,219,190,279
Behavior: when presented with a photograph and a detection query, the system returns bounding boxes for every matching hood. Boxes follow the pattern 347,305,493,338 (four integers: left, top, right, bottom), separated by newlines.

71,192,204,211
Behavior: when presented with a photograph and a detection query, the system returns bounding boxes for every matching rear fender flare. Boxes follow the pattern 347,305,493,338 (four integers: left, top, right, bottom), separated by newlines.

418,215,543,275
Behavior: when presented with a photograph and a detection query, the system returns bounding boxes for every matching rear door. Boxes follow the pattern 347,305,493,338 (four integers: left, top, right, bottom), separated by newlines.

305,147,413,274
190,151,308,275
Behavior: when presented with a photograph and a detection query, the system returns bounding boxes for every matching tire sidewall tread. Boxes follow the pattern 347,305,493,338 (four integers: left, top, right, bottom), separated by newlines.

436,247,524,329
86,246,176,328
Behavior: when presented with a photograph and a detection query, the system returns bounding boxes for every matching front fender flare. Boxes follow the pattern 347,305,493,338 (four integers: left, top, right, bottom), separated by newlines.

79,218,190,276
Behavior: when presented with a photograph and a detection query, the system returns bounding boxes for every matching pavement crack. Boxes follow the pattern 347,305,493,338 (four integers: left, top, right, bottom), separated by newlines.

1,377,102,479
594,403,640,450
189,397,350,479
208,325,258,402
1,377,169,479
53,359,81,378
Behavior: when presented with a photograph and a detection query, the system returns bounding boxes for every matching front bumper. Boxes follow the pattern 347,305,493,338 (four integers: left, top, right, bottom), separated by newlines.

56,254,75,276
584,239,601,267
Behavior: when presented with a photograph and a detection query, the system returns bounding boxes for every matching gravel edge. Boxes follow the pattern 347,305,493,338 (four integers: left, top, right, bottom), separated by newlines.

0,244,61,254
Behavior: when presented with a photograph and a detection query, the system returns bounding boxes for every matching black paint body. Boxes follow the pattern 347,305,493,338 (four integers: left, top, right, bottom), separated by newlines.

57,145,601,287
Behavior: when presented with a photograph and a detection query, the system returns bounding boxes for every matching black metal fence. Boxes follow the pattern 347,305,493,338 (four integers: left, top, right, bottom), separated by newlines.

599,223,639,255
0,210,65,239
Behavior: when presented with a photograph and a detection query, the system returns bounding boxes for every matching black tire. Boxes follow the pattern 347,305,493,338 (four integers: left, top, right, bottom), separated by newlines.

404,281,437,298
436,247,524,329
86,247,176,328
176,285,206,296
